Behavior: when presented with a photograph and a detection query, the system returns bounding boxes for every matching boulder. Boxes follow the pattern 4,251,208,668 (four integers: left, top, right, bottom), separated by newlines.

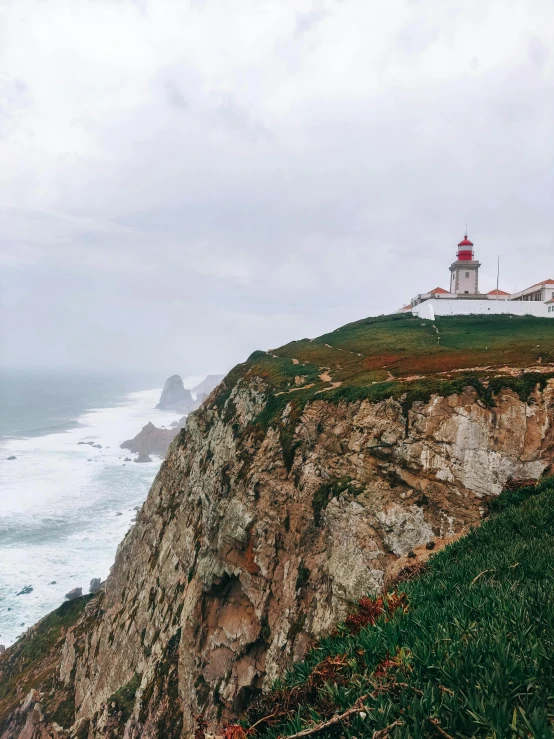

65,587,82,601
135,451,152,463
89,578,102,594
7,455,16,460
16,585,33,596
156,375,194,413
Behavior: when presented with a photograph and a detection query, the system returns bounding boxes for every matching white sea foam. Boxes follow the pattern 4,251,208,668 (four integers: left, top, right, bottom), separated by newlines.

0,379,201,646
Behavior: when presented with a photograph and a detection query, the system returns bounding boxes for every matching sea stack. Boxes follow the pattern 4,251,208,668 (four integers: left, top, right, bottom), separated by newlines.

156,375,194,413
121,421,180,458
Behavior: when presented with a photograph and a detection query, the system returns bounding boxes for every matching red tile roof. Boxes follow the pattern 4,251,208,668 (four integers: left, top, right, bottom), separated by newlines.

429,287,449,294
487,289,510,295
527,279,554,288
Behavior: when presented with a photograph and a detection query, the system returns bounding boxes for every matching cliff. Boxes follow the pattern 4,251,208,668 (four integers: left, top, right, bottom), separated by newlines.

1,314,553,739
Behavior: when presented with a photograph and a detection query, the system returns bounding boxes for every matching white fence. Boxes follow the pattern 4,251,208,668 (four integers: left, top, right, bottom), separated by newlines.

412,299,552,321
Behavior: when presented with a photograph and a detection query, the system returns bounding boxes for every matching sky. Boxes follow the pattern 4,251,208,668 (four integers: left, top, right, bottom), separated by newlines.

1,0,553,377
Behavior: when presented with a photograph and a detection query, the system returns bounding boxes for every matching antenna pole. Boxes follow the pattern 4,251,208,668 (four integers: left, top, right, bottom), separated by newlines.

497,255,500,292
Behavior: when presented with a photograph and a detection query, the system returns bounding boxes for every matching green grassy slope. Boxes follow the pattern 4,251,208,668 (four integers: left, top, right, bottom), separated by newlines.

212,314,554,433
244,479,554,739
267,313,554,384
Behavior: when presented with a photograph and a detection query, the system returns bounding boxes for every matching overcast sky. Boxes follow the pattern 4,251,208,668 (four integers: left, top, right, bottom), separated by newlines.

1,0,553,377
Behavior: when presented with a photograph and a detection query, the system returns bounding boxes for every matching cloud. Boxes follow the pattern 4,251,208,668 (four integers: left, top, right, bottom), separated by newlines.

0,0,553,375
165,80,191,112
295,4,329,36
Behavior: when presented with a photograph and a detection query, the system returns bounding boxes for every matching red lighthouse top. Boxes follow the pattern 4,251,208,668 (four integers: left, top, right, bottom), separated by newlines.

457,234,474,261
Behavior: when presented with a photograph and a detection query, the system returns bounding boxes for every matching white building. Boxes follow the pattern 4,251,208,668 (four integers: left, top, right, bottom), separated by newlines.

397,234,554,319
509,279,554,303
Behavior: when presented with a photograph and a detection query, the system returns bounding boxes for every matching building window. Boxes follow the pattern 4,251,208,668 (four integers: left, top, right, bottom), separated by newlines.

465,272,469,278
464,291,469,294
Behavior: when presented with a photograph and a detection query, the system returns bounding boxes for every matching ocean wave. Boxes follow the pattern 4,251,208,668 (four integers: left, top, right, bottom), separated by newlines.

0,384,193,646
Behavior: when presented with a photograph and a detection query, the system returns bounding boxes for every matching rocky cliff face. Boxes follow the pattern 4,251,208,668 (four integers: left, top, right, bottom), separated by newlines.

3,370,553,739
2,314,554,739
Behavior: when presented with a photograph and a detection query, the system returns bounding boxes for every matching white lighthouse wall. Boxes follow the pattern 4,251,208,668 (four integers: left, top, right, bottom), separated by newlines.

413,299,552,320
455,266,478,294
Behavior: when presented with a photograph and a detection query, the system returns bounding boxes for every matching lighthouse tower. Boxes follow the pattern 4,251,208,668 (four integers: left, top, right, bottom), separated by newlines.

449,234,481,295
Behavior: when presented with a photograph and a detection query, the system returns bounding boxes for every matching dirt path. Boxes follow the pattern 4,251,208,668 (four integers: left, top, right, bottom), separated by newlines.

315,382,343,394
276,384,315,396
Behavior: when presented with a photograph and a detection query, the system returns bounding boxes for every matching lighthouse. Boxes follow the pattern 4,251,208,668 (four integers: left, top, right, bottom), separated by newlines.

449,234,481,295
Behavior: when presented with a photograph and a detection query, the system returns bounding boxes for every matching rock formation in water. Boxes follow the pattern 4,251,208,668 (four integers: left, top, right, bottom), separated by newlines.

64,588,82,601
156,375,195,413
1,314,553,739
123,376,225,458
89,579,102,595
121,421,182,459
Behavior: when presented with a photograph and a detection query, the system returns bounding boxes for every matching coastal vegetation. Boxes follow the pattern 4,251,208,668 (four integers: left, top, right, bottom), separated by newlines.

242,478,554,739
209,314,554,436
0,595,94,725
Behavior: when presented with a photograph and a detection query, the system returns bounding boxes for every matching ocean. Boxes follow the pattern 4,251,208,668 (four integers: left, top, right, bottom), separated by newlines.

0,371,202,647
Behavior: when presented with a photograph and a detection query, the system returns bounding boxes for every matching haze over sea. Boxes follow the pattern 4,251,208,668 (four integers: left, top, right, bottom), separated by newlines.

0,370,201,646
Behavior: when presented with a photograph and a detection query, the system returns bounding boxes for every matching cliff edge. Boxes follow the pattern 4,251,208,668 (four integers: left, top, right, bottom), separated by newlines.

1,313,553,739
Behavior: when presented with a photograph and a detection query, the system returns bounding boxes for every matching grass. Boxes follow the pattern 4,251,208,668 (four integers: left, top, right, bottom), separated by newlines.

202,314,554,440
245,477,554,739
276,314,554,382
